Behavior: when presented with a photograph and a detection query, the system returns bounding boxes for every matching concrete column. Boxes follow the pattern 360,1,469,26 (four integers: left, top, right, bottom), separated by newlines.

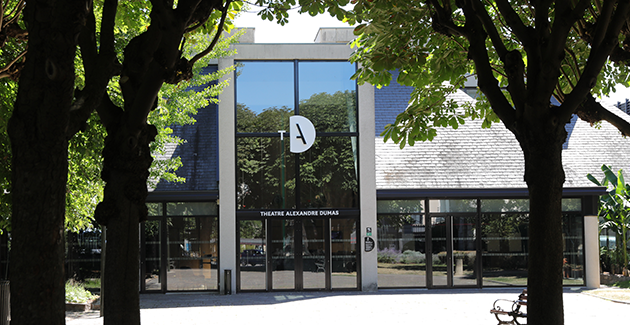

584,215,600,288
218,57,236,294
359,81,377,292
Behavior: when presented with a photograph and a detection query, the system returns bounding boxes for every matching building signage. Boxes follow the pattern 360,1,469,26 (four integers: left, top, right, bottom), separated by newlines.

288,115,316,153
260,210,340,217
364,237,375,252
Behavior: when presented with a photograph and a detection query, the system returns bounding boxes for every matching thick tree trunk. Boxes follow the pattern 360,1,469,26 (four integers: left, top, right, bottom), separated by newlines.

95,123,156,325
7,0,84,323
517,115,567,325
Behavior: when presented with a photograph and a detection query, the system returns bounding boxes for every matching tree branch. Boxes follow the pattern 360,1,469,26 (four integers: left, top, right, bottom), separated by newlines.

0,50,26,81
426,0,466,37
559,0,630,122
589,0,616,50
69,0,122,137
189,0,231,66
495,0,532,46
471,0,508,59
460,0,516,130
576,94,630,137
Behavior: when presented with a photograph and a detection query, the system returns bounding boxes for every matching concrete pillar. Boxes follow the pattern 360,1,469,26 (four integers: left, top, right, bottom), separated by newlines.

584,215,600,288
359,81,377,292
218,57,237,294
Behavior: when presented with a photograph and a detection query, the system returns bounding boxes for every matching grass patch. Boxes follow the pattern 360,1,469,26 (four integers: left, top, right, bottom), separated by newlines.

586,288,630,303
378,263,427,275
65,280,97,304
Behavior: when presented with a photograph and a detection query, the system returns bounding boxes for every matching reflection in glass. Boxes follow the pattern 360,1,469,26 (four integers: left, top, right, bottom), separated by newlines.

143,220,162,291
300,137,358,209
481,199,529,213
430,216,448,286
303,219,326,289
562,198,582,212
331,219,358,289
452,216,477,286
298,62,356,134
237,137,295,210
167,217,218,291
166,202,217,216
429,199,477,213
298,61,356,133
235,61,294,133
147,203,163,216
377,200,424,214
270,219,295,290
377,214,427,288
481,214,529,286
239,220,266,291
562,214,584,285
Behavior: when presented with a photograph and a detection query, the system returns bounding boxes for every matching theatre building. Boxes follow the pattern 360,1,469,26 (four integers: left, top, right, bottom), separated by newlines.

67,28,630,294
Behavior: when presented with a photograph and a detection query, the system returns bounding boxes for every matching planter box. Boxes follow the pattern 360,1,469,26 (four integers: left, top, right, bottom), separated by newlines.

66,298,100,312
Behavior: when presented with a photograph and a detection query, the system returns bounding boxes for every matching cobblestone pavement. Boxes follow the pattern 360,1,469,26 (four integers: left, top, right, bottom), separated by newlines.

66,287,629,325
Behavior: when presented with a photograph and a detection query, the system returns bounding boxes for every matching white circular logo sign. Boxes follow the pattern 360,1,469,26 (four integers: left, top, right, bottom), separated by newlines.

289,115,316,153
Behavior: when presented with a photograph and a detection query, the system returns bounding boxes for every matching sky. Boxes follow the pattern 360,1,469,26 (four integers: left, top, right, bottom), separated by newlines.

233,8,629,106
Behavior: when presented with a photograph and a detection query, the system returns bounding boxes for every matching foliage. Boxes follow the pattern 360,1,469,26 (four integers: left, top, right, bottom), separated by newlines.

613,280,630,289
588,165,630,273
0,2,242,233
377,247,402,263
236,90,358,209
65,280,97,304
400,250,426,264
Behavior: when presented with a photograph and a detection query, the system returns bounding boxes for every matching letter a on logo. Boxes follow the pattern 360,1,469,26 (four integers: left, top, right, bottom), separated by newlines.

290,115,316,153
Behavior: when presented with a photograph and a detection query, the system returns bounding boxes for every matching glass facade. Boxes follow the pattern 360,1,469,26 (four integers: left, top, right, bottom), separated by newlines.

377,198,586,288
236,60,358,210
234,60,360,292
142,201,219,292
376,200,426,288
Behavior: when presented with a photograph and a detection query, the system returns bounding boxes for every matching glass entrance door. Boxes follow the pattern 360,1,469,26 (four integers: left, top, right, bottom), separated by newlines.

141,220,163,292
238,216,358,291
269,219,296,290
269,218,329,290
430,215,479,287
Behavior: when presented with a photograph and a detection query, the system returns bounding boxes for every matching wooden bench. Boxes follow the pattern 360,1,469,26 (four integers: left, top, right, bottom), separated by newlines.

490,289,527,324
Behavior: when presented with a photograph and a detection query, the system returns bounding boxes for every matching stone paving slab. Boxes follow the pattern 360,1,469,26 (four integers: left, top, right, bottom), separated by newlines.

66,287,629,325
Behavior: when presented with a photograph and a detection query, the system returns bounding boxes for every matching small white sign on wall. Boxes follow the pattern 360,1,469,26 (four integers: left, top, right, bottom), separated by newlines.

289,115,316,153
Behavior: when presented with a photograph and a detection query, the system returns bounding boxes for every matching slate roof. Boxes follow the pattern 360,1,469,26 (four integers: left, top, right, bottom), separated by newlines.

151,66,219,193
375,89,630,191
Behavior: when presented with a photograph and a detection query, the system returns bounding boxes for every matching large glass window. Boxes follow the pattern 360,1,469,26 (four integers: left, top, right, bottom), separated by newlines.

377,200,426,288
237,137,296,210
239,220,266,290
300,137,358,209
481,213,529,287
236,61,294,133
167,216,218,291
331,218,358,288
236,60,358,210
299,61,357,133
377,214,427,288
480,213,585,287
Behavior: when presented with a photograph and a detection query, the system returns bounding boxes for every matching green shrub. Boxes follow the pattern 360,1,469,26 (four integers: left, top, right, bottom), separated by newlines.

613,280,630,289
401,250,425,264
65,280,96,303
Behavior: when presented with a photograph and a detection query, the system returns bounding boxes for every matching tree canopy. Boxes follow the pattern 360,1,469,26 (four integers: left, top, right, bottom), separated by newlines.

252,1,630,324
2,0,242,324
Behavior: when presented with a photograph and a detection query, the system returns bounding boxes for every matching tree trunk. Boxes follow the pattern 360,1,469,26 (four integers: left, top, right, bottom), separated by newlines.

95,122,156,325
517,115,567,325
8,0,84,323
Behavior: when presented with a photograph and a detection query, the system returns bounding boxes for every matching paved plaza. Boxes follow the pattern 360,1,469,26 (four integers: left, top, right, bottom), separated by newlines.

66,287,629,325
